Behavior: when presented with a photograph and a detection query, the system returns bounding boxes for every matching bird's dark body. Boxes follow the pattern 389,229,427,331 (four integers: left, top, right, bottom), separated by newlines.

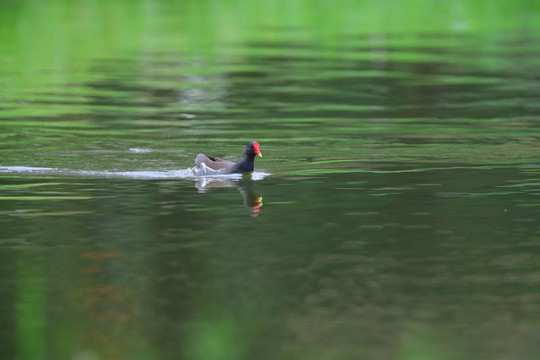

192,141,261,176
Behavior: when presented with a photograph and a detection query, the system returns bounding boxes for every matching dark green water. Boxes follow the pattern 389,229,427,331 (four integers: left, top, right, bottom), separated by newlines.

2,1,540,359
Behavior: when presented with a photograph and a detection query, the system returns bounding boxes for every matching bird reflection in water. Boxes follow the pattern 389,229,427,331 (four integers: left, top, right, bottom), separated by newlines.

194,174,263,217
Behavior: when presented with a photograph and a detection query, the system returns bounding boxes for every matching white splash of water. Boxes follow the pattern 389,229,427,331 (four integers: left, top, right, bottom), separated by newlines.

0,166,55,173
129,148,152,153
0,166,269,180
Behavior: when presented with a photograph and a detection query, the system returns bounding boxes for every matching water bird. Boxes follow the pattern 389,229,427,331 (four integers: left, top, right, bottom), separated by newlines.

191,141,262,176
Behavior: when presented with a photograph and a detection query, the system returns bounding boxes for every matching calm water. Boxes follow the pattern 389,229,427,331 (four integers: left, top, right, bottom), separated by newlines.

2,1,540,359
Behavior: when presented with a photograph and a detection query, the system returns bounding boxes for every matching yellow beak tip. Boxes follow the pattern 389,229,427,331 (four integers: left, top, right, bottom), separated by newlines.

257,153,263,158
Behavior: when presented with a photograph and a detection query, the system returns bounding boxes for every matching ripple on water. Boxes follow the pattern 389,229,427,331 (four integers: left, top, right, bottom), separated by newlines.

0,166,269,181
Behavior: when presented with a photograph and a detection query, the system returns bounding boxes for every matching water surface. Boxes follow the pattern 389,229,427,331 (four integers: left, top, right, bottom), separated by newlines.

1,1,540,359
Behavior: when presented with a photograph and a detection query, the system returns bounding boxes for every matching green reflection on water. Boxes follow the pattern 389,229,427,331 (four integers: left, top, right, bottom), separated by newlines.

16,257,47,360
186,316,244,360
2,169,540,359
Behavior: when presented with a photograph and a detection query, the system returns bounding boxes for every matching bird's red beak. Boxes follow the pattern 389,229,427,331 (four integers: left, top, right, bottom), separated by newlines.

254,142,262,157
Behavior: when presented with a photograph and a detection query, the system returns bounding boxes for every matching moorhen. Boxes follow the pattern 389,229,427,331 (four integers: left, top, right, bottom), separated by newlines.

191,141,262,176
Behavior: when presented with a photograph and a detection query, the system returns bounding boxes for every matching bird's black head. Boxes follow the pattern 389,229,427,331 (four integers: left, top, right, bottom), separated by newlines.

245,141,262,158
